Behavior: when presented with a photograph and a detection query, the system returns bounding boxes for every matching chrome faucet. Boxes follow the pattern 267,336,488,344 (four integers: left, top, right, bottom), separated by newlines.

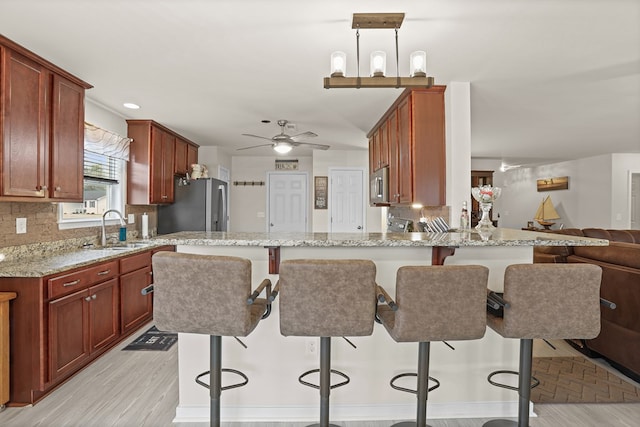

101,209,126,246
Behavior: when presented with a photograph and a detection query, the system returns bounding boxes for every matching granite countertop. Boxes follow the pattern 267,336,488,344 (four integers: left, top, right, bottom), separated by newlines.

0,242,161,278
0,228,607,279
151,228,609,248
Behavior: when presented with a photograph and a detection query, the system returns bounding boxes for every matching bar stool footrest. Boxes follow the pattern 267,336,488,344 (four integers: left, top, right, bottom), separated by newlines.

482,420,518,427
390,372,440,394
487,369,540,392
195,368,249,391
298,368,350,390
391,422,434,427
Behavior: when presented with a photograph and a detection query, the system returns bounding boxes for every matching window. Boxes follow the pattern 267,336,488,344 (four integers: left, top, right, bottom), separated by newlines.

58,123,130,229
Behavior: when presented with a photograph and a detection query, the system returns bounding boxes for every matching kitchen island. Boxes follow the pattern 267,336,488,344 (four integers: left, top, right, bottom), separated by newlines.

151,229,606,423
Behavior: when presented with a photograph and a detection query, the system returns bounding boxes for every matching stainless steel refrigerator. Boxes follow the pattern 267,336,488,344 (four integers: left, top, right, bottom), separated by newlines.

157,177,228,234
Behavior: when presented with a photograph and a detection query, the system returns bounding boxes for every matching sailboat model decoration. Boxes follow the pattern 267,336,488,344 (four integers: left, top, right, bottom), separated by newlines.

534,196,561,229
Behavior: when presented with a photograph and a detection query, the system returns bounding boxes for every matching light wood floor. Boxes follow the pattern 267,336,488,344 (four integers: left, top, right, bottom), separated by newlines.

1,323,639,426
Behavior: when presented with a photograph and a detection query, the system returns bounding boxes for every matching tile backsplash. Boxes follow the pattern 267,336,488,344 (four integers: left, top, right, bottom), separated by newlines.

0,202,157,248
388,205,451,231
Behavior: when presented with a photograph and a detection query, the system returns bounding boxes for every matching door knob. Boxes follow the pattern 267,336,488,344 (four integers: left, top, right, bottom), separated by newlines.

270,223,274,227
357,226,362,230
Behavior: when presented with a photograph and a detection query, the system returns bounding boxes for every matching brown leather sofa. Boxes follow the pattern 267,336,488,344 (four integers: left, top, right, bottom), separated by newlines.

534,228,640,382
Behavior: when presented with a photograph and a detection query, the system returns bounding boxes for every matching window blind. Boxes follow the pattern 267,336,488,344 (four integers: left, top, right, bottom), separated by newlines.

84,151,119,183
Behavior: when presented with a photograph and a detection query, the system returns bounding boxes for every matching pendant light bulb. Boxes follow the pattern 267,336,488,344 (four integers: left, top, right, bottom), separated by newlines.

330,51,346,77
410,51,427,77
273,143,293,154
370,51,386,77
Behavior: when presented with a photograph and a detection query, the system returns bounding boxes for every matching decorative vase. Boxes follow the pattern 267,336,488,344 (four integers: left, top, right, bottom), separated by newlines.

477,202,494,229
471,185,502,231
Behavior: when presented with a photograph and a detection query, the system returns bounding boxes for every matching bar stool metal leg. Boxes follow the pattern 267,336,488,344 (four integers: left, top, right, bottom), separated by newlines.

517,339,533,427
417,341,430,427
211,335,221,427
484,338,534,427
391,341,433,427
319,337,338,427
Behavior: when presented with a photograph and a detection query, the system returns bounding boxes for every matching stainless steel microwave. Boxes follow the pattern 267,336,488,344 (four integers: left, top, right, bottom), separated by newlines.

370,167,389,205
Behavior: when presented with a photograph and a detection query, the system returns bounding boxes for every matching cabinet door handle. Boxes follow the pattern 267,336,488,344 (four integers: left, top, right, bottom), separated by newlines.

85,296,91,302
162,195,168,199
63,279,81,287
55,186,61,191
97,270,111,276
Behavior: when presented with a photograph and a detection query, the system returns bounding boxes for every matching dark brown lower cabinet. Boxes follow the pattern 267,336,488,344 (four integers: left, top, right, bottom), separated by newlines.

48,278,119,381
120,266,152,335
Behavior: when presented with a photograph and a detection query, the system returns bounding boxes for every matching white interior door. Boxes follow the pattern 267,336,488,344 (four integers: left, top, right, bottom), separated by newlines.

330,168,365,233
267,172,308,232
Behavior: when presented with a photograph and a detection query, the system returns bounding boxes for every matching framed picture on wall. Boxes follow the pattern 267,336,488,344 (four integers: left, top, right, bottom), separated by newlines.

537,176,569,191
314,176,328,209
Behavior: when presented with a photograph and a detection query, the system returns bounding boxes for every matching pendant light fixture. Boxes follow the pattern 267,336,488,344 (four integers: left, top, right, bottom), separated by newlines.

324,13,435,89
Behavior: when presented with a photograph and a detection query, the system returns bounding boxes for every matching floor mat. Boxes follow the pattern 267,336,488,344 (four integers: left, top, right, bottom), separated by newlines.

531,356,640,403
122,326,177,351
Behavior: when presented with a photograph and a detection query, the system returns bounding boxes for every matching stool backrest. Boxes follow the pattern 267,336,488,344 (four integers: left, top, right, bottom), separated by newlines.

152,252,258,336
389,265,489,342
279,259,377,337
498,263,602,339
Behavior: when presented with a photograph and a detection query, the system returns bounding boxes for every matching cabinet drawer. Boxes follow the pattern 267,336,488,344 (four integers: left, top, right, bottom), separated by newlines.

48,261,119,299
120,251,152,274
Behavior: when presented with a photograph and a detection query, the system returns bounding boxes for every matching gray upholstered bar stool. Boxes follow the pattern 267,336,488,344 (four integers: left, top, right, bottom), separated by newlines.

277,259,377,427
484,263,602,427
151,252,273,427
376,265,489,427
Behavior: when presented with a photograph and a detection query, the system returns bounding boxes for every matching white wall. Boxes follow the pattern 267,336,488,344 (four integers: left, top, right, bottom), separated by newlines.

495,153,640,230
229,156,312,232
312,149,382,232
611,153,640,228
446,82,472,227
228,151,379,233
85,99,127,136
196,146,231,180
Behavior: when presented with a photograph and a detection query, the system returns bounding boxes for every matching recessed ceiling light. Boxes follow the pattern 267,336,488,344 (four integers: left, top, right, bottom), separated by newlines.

123,102,140,109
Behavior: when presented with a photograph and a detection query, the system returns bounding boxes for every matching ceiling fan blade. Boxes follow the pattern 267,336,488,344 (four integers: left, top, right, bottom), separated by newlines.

289,131,318,142
236,143,274,151
241,133,274,142
293,142,330,150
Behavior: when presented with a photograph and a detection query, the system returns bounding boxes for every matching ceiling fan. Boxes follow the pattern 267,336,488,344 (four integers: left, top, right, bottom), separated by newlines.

238,120,330,154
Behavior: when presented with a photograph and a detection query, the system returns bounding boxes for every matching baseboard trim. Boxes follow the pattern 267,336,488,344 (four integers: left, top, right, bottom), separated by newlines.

174,401,535,423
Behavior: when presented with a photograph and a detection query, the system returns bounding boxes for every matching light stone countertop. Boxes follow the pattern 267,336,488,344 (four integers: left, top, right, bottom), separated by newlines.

0,228,607,279
151,228,608,248
0,242,161,278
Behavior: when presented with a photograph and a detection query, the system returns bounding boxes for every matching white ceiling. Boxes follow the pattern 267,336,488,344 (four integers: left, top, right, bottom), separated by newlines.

1,0,639,166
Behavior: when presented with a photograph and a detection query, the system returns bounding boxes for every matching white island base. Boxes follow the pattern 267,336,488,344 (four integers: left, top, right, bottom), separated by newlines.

169,244,533,423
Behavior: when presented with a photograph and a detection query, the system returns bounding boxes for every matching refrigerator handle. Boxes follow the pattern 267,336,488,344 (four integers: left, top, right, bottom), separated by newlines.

219,184,227,230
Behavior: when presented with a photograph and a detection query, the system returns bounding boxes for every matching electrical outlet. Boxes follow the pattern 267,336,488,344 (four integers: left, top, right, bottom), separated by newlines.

128,214,135,224
16,217,27,234
306,338,317,355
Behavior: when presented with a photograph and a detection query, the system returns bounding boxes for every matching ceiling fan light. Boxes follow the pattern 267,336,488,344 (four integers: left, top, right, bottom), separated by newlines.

410,51,427,77
273,143,292,154
330,51,346,77
370,51,386,77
